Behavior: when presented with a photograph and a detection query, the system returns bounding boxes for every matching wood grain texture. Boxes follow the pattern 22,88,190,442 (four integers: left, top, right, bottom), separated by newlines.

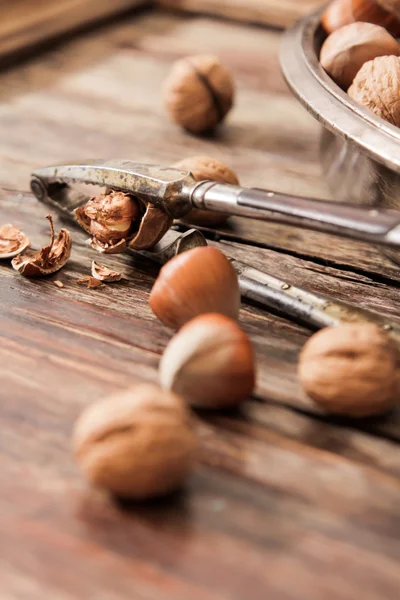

157,0,328,28
0,8,400,600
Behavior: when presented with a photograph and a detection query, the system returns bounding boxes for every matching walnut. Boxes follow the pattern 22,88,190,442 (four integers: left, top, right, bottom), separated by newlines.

163,55,235,134
173,156,239,226
75,191,172,254
12,215,71,277
72,384,197,500
320,22,400,89
348,55,400,126
298,324,400,417
0,224,30,259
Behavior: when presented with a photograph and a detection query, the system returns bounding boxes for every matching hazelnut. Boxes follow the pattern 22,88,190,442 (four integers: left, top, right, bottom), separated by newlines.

322,0,400,36
73,384,197,500
163,55,235,134
160,313,255,409
348,55,400,126
298,324,400,417
149,246,241,329
173,156,239,226
320,22,400,89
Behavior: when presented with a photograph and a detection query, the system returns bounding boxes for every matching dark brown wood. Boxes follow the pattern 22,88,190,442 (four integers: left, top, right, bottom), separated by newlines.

0,8,400,600
0,0,148,64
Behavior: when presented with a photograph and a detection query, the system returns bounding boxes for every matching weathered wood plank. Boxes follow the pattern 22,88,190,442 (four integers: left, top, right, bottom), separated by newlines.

0,0,149,64
0,8,400,599
0,12,326,196
185,219,400,283
2,190,400,441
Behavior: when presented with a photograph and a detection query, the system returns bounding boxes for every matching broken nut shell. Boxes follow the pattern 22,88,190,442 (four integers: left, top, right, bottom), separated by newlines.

91,261,122,282
0,224,30,259
11,216,72,277
75,191,172,254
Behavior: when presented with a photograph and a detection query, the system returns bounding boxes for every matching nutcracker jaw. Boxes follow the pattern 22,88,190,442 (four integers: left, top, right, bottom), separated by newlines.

135,228,208,263
30,159,197,219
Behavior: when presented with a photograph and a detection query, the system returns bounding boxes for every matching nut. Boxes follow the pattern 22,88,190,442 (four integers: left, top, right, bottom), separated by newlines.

173,156,239,226
348,55,400,126
160,313,255,409
320,22,400,89
298,324,400,417
163,55,235,134
12,215,71,277
149,246,241,329
73,383,197,500
0,224,30,259
322,0,400,36
75,191,172,254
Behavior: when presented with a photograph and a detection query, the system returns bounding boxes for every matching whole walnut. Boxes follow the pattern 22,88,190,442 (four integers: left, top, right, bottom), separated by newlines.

348,55,400,126
173,156,239,226
320,22,400,89
72,384,197,499
163,55,235,134
298,324,400,417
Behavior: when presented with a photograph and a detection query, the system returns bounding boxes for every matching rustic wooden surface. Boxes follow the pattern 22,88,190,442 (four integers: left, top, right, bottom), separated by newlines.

0,0,147,64
0,7,400,600
157,0,328,28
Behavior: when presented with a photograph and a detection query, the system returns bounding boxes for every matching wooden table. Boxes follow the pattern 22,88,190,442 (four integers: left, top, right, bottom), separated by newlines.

1,5,400,599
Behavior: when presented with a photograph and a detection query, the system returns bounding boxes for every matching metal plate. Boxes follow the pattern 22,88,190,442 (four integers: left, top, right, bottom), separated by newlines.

280,8,400,264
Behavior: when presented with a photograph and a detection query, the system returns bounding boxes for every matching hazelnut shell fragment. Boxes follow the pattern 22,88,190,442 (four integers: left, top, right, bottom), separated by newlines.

160,313,255,408
77,276,103,289
0,224,30,259
163,55,235,134
11,216,71,277
73,384,197,499
173,156,239,226
149,246,241,329
348,55,400,126
91,261,122,282
320,22,400,89
298,324,400,417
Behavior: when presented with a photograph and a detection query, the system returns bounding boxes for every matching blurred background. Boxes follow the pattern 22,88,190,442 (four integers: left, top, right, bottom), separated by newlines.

0,0,328,197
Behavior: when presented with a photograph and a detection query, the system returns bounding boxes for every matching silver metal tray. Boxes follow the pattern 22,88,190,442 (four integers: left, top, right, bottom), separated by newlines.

280,9,400,263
